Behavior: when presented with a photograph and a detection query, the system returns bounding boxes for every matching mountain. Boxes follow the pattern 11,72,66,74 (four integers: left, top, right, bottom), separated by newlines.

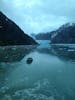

0,11,37,45
34,32,55,40
51,23,75,44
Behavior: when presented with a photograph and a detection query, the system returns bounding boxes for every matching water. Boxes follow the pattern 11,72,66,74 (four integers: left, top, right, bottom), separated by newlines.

0,43,75,100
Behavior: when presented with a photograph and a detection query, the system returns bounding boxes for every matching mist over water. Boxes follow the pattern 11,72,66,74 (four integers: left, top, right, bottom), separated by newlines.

0,43,75,100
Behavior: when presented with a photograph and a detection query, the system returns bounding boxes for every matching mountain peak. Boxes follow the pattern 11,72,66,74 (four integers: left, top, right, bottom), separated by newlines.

60,23,75,28
51,22,75,44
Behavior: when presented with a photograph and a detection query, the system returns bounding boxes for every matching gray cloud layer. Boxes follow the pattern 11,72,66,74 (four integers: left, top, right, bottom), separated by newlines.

0,0,75,34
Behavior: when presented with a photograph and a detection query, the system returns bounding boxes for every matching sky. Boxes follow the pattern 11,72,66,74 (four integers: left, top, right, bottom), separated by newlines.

0,0,75,34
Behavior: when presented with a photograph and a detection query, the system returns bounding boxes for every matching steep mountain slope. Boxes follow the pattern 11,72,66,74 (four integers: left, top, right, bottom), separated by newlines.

51,23,75,44
0,11,37,45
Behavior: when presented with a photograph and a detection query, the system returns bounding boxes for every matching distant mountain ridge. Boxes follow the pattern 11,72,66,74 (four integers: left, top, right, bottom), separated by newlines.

34,31,55,40
0,11,37,45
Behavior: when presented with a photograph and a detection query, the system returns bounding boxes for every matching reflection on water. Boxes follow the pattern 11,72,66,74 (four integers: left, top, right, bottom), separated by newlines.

0,45,75,100
0,46,36,62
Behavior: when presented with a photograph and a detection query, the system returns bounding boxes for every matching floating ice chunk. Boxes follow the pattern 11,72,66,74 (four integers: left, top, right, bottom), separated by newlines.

48,96,55,100
12,47,16,50
5,78,8,81
14,91,21,97
0,86,9,93
68,49,75,52
3,94,12,100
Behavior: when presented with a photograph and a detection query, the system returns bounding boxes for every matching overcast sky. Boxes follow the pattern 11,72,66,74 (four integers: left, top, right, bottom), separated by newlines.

0,0,75,34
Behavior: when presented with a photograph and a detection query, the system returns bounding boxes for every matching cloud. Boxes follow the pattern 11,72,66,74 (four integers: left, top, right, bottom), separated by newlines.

0,0,75,34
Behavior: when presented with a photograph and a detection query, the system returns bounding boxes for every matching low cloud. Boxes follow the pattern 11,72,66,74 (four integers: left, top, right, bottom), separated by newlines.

0,0,75,34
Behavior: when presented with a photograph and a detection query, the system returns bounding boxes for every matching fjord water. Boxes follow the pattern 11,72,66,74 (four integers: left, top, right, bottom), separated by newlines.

0,44,75,100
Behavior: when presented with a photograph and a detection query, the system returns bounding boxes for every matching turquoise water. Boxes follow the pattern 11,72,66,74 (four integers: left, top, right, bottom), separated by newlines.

0,44,75,100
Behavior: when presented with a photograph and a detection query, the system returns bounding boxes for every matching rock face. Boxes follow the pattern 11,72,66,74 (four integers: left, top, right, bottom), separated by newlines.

51,23,75,44
0,11,37,45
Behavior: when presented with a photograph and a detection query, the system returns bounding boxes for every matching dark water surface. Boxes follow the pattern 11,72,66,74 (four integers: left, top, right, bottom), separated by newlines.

0,44,75,100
